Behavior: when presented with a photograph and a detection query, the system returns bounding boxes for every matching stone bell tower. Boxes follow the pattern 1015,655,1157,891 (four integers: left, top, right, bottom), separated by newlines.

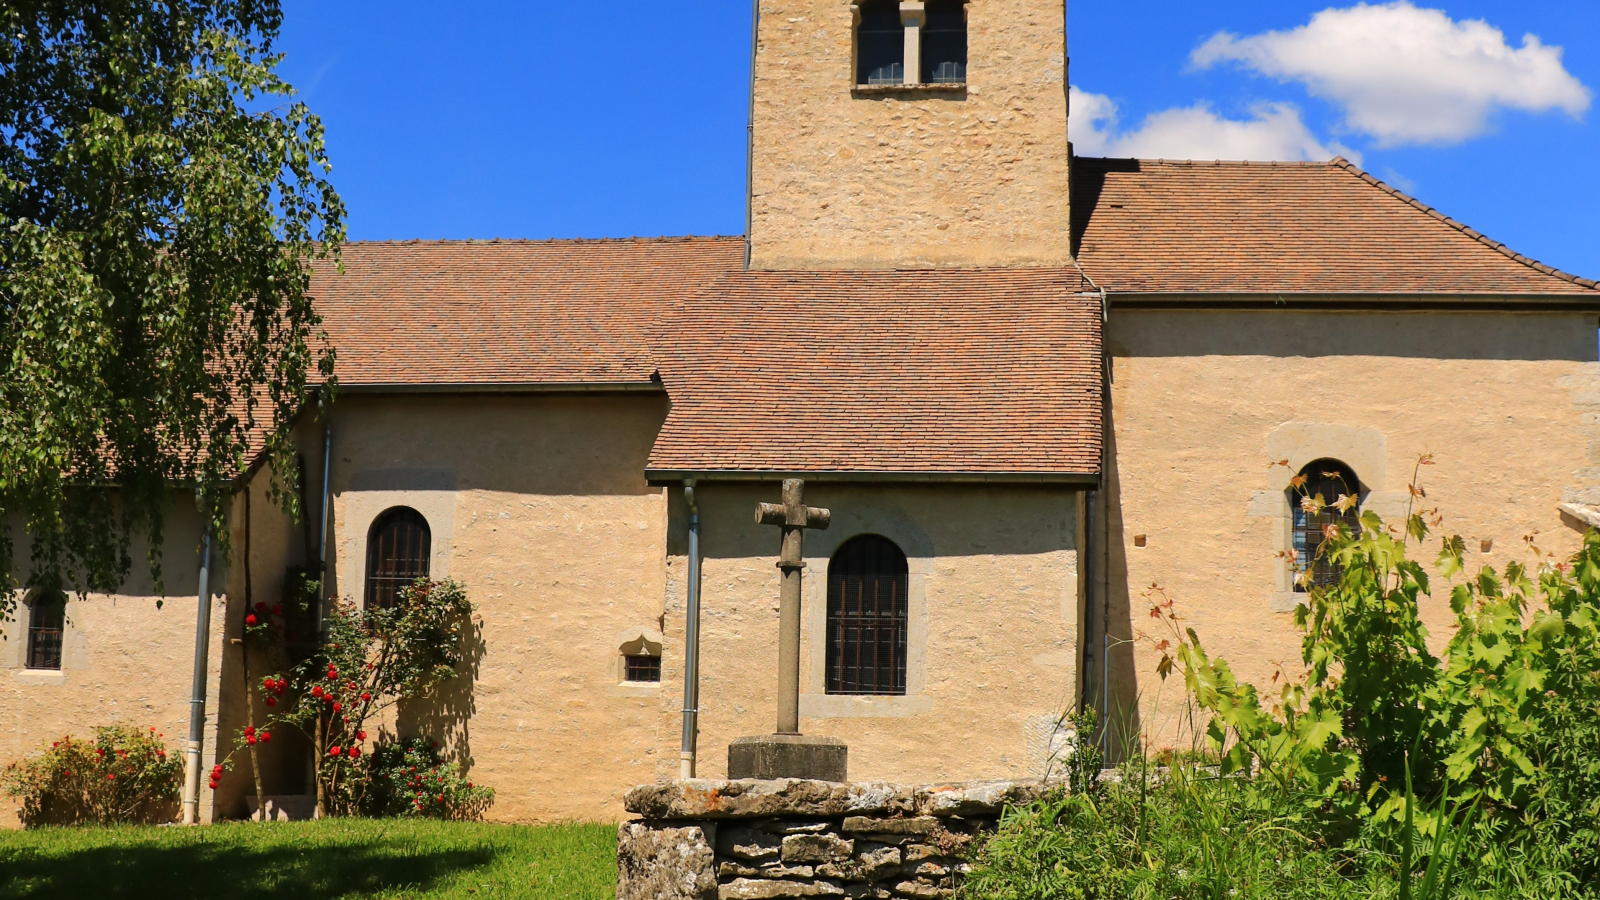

746,0,1071,270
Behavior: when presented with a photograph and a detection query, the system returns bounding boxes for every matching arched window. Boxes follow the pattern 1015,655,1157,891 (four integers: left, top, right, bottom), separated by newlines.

26,588,66,670
856,0,904,85
921,0,966,84
365,507,431,610
826,535,909,695
1291,460,1361,592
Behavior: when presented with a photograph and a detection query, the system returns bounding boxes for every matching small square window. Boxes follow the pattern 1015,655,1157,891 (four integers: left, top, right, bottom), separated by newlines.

624,654,661,683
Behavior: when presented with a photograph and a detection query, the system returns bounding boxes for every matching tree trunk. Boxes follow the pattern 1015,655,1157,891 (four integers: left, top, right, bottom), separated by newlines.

244,646,265,819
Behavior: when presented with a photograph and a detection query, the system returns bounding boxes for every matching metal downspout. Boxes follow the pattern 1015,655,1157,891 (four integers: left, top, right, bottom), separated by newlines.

679,479,704,779
317,408,332,635
743,0,759,270
182,527,213,825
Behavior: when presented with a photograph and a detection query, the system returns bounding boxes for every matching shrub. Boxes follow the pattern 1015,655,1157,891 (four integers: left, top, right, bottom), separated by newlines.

2,726,182,827
257,578,477,816
359,737,494,820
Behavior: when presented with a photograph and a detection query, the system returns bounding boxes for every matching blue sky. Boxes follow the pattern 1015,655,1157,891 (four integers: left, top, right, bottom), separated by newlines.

275,1,1599,278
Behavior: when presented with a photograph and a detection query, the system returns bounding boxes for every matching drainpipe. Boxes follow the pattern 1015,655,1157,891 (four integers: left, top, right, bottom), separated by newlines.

182,526,214,825
316,406,332,635
679,479,704,779
743,0,759,270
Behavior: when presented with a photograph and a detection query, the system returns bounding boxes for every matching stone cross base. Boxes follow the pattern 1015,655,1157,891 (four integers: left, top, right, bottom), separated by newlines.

728,734,848,782
617,777,1050,900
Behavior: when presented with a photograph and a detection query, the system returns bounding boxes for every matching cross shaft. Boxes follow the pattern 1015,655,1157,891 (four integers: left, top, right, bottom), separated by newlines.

755,479,830,735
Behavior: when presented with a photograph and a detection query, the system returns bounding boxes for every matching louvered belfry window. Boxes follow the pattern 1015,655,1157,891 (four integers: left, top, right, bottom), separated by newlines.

26,590,66,670
826,535,909,695
1291,461,1361,592
365,507,431,610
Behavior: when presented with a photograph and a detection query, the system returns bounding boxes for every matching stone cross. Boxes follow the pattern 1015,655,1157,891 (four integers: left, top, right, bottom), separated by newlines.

755,479,830,735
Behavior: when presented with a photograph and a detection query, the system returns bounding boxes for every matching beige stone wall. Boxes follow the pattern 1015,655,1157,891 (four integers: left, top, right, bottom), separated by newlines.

748,0,1071,269
657,482,1081,784
318,393,673,822
1100,307,1600,750
1,498,227,828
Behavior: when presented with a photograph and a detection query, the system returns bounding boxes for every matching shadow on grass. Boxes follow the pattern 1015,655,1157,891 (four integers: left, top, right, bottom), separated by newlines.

0,838,498,900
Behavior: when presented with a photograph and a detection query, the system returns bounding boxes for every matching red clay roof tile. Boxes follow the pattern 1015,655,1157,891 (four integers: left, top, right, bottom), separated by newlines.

1072,157,1598,295
645,268,1103,476
309,237,744,387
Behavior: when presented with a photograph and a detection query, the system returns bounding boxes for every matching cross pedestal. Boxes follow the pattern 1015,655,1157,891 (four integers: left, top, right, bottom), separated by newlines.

727,479,849,782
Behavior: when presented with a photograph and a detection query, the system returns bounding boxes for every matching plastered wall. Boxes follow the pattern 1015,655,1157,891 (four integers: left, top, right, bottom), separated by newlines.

657,482,1082,785
1100,308,1600,750
1,498,226,828
318,394,673,822
748,0,1071,269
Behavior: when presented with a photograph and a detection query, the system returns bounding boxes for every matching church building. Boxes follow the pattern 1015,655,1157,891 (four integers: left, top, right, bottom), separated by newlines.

5,0,1598,825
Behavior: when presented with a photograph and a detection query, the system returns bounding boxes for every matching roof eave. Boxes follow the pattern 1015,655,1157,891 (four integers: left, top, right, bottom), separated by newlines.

644,468,1101,487
1101,292,1600,312
330,380,666,395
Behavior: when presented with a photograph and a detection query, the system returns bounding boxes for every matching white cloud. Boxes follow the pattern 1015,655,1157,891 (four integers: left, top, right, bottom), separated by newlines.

1191,1,1591,146
1069,86,1351,162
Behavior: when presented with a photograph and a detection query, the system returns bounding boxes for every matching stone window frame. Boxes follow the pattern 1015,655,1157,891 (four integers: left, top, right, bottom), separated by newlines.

613,627,664,694
338,486,455,610
850,0,968,95
800,526,933,719
1250,423,1409,612
7,587,73,684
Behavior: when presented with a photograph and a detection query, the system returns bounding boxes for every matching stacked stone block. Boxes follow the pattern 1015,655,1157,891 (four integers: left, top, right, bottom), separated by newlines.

618,778,1048,899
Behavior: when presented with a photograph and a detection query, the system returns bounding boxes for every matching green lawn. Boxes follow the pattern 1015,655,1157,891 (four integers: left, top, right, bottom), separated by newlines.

0,818,617,900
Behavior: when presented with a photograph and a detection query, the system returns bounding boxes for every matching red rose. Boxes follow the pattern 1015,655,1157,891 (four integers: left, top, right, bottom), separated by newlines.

245,735,256,745
331,702,342,713
254,602,267,613
356,730,367,741
437,794,444,803
349,746,361,758
63,770,72,777
244,725,255,736
245,615,257,626
106,774,115,780
265,697,276,707
261,732,272,743
329,746,342,756
270,604,282,615
467,783,472,789
311,686,324,698
360,692,371,702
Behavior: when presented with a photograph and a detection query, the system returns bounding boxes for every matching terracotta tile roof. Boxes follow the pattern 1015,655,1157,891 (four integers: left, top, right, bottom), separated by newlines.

309,237,744,387
1072,157,1599,296
644,268,1103,478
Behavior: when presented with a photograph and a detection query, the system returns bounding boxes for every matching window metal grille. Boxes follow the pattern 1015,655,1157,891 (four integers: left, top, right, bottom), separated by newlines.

26,593,65,670
921,0,966,83
624,654,662,683
826,535,909,695
1291,462,1360,592
365,507,431,610
857,0,904,85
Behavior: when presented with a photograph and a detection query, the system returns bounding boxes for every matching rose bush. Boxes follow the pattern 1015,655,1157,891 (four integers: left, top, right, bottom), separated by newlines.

2,726,182,826
361,737,494,820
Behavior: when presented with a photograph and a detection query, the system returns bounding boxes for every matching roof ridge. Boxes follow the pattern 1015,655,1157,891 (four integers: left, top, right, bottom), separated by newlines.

338,235,745,247
1327,157,1598,291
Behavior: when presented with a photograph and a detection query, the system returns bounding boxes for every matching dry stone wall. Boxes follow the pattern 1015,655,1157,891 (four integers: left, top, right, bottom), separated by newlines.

618,778,1049,899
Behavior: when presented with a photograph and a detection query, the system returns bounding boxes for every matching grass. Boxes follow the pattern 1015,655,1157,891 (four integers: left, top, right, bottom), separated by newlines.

0,818,617,900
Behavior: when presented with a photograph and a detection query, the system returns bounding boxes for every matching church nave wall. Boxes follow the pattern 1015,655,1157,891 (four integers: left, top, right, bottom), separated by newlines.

657,481,1083,788
318,392,673,822
1102,306,1600,752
